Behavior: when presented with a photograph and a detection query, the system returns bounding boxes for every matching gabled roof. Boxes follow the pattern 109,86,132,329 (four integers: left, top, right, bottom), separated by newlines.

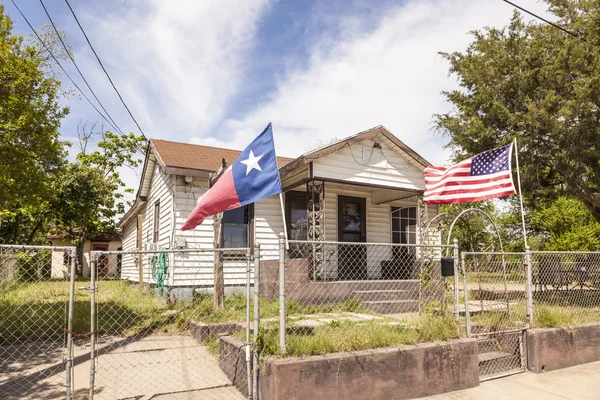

119,125,429,227
280,125,430,175
151,139,293,172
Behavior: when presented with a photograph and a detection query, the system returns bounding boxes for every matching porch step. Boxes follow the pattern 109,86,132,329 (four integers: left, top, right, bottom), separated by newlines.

352,289,416,302
477,338,501,354
361,299,419,314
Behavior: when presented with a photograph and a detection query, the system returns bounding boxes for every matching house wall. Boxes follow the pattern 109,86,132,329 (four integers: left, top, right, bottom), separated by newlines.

312,135,425,191
119,163,173,284
119,216,142,282
50,239,120,278
50,239,73,279
171,175,259,288
83,240,121,277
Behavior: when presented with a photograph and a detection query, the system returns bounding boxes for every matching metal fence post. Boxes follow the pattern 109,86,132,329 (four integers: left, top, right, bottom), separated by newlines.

279,232,287,355
461,252,471,337
453,239,460,321
65,249,77,400
89,256,97,400
253,242,260,399
245,248,253,400
525,246,534,328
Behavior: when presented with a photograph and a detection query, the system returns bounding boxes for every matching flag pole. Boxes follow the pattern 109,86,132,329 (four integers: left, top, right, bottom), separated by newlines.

279,193,289,249
513,138,528,249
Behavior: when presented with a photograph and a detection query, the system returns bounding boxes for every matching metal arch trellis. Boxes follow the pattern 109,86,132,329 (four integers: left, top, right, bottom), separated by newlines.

425,208,511,318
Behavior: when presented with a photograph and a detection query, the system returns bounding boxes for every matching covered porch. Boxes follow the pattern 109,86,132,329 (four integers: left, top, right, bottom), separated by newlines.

279,178,437,282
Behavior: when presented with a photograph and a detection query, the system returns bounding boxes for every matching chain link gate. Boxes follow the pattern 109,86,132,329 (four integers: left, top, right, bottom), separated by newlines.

0,244,77,400
80,248,252,399
461,251,530,381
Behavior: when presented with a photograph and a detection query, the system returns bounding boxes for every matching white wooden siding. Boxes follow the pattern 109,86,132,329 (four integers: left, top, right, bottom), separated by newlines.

171,175,249,287
313,135,425,191
121,164,172,284
254,195,284,260
119,218,139,281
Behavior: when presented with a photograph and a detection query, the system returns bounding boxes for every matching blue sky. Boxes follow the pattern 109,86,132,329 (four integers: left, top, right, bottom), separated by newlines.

4,0,552,193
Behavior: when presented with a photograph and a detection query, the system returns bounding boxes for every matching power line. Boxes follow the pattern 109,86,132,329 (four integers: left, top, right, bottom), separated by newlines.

9,0,122,136
38,0,125,137
64,0,148,140
501,0,579,38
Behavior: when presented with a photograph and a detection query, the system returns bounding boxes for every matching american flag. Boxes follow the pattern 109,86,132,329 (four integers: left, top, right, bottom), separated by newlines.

424,144,517,204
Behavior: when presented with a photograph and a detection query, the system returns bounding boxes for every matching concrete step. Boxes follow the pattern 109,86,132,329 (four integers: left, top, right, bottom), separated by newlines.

352,290,416,302
361,300,419,314
477,338,501,354
478,351,521,377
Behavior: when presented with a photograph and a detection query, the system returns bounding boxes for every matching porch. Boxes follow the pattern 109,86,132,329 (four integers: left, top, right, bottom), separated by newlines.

259,240,448,314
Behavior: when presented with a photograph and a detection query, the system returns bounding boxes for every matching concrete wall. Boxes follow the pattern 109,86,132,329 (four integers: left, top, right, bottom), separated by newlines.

259,339,479,400
527,322,600,373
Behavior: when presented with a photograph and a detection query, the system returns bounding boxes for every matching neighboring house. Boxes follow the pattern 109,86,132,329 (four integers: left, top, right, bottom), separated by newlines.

118,125,439,296
47,231,122,278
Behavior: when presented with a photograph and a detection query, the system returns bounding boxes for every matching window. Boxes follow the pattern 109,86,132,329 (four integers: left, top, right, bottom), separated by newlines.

153,201,160,243
285,192,308,240
391,207,417,244
222,204,253,248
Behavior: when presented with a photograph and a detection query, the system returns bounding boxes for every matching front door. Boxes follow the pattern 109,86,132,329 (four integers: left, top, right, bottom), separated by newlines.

338,196,367,280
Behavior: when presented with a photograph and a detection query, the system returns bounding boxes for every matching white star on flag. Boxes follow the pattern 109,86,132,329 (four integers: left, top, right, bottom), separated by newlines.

240,150,264,175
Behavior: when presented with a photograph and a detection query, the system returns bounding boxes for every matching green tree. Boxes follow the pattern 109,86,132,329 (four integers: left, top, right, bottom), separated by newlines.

435,1,600,222
0,5,69,242
439,202,504,252
530,196,600,251
0,6,69,213
51,123,146,262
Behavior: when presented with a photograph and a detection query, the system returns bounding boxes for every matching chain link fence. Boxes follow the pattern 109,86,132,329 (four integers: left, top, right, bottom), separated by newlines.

255,239,459,359
86,248,251,399
530,251,600,327
0,245,76,400
3,241,600,399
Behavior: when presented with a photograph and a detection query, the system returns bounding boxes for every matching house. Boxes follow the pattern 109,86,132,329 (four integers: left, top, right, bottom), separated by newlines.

118,125,439,299
47,231,122,278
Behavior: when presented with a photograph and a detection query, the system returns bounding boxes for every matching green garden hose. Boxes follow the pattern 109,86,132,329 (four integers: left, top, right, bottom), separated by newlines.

150,249,168,294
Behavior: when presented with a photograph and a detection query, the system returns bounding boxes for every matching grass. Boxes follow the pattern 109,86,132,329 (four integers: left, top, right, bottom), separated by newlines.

248,314,459,358
0,279,176,341
174,292,374,329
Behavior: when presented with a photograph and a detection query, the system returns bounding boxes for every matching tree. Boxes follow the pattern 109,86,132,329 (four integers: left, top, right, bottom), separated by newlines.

530,196,600,251
439,202,503,252
0,5,69,242
435,2,600,222
51,123,146,263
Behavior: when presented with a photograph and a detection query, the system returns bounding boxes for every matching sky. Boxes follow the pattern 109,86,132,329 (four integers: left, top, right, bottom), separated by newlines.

4,0,553,198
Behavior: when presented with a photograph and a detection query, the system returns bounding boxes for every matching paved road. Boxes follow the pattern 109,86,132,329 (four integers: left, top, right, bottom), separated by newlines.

424,361,600,400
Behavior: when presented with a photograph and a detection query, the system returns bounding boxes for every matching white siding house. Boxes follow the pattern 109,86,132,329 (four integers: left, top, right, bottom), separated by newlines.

118,125,439,294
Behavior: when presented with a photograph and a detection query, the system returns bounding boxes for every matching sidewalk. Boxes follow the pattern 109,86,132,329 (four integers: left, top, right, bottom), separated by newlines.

423,360,600,400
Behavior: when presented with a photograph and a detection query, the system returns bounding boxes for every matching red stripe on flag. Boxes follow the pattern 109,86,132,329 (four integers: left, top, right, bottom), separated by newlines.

424,182,515,197
181,168,241,230
424,189,517,204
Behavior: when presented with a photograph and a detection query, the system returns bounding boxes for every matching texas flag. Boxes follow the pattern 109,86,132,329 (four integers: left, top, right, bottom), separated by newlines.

181,123,283,230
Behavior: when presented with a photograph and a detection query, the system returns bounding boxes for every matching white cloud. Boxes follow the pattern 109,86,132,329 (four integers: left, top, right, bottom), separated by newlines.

75,0,272,138
214,0,552,166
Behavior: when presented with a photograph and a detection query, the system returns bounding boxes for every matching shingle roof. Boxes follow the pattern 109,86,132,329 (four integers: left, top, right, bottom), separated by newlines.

150,139,294,171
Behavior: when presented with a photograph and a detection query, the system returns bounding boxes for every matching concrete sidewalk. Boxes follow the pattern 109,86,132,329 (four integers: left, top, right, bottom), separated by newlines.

423,360,600,400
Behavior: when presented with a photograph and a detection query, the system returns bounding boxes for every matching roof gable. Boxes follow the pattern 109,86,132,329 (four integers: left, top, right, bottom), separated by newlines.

280,125,430,175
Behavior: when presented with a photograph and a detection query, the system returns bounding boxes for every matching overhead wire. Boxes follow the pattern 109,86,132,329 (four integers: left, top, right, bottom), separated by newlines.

38,0,125,137
501,0,580,38
64,0,148,141
9,0,122,136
